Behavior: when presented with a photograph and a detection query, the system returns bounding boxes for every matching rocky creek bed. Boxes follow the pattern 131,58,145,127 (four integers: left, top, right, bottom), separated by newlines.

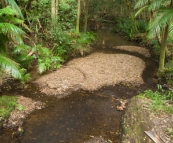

34,45,150,97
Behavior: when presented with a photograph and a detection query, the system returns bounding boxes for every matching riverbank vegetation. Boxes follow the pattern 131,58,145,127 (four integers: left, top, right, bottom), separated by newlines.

137,85,173,114
0,96,17,119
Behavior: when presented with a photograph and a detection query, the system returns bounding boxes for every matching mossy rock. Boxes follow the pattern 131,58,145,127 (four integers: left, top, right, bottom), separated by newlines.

121,97,154,143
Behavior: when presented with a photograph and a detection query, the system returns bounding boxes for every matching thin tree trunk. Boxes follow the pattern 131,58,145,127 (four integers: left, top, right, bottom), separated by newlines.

159,24,169,72
51,0,58,20
83,0,89,33
76,0,80,33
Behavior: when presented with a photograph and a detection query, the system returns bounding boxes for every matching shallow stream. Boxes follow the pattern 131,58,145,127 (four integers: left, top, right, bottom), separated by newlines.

0,28,157,143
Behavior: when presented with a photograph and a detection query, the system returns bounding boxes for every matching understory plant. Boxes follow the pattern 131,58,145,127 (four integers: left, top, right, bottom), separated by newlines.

137,85,173,114
74,32,95,55
35,45,63,74
114,17,148,40
0,6,31,83
12,44,64,74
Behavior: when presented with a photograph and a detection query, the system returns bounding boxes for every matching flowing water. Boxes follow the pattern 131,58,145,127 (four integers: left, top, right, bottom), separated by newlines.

0,28,157,143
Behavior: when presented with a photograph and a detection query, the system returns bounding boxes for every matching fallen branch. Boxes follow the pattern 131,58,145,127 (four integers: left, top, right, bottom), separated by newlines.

144,128,164,143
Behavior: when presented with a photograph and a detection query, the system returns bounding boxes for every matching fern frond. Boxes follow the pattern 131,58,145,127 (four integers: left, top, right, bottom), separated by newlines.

0,23,25,45
0,15,24,24
0,53,22,79
0,6,16,16
4,0,24,19
0,7,31,32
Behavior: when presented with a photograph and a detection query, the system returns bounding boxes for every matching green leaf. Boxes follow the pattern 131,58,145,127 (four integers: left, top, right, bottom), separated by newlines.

0,53,23,79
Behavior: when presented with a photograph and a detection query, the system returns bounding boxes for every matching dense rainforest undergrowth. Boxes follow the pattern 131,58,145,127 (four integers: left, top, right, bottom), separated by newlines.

0,0,173,134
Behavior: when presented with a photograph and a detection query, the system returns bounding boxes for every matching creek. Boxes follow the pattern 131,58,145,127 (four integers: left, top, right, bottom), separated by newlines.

0,28,157,143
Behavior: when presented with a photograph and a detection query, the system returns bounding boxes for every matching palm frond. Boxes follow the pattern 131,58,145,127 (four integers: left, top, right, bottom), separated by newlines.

135,5,149,17
134,0,150,9
0,53,22,79
0,7,31,32
148,7,173,38
4,0,24,19
148,0,163,11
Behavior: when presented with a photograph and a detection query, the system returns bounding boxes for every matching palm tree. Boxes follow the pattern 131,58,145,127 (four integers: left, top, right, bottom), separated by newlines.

0,6,26,80
135,0,173,72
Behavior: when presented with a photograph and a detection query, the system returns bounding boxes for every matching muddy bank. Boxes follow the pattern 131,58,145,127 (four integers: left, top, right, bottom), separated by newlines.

1,96,45,130
122,97,173,143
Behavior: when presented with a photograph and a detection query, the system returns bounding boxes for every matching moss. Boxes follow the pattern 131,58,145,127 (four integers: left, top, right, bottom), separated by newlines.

0,95,17,119
121,97,154,143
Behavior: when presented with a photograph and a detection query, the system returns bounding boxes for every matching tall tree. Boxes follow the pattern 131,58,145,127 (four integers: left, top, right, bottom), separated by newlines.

82,0,90,33
51,0,58,20
135,0,173,72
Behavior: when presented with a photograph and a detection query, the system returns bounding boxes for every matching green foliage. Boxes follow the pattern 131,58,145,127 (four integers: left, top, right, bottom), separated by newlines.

75,32,95,54
136,20,148,33
115,17,148,40
2,0,24,19
0,6,26,46
12,44,35,68
59,0,77,30
77,32,95,45
0,95,25,120
114,17,136,39
0,53,31,83
0,6,31,83
51,25,95,58
50,26,73,58
35,45,63,74
0,95,17,119
137,86,173,114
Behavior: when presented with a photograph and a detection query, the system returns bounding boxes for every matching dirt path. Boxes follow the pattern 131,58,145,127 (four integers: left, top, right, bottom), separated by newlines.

34,46,150,98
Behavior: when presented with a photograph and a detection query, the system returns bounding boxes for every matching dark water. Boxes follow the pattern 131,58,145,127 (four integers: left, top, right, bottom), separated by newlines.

0,29,157,143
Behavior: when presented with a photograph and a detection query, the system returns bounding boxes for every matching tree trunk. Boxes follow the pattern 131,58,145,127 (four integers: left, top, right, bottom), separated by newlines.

159,24,169,72
83,0,89,33
51,0,58,21
76,0,80,33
